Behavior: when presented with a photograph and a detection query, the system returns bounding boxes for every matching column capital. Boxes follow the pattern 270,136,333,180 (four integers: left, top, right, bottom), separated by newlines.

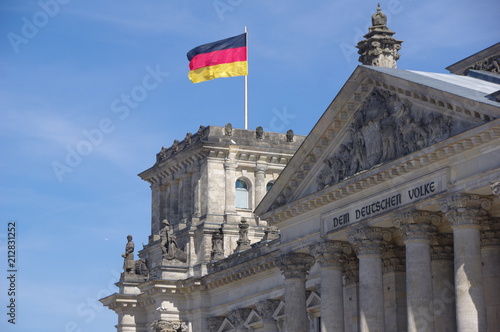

348,226,392,256
481,217,500,247
393,210,440,242
309,240,350,269
440,193,492,229
430,233,454,260
276,252,315,279
255,299,280,322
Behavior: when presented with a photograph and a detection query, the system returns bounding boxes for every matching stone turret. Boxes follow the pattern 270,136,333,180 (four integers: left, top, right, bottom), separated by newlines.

357,4,403,68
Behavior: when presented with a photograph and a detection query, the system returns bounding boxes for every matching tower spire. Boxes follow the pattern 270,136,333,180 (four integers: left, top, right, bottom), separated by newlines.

356,4,403,68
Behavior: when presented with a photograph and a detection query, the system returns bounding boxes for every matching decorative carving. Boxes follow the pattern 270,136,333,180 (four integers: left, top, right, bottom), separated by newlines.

430,233,454,260
150,319,188,332
393,210,440,241
255,299,281,321
234,219,251,252
440,194,492,228
211,227,224,261
224,123,233,136
286,129,294,142
256,126,264,139
263,225,279,241
310,241,349,268
159,219,187,262
121,235,135,274
469,55,500,74
134,258,149,276
356,4,403,68
276,252,315,279
228,308,252,328
491,180,500,197
348,226,392,256
381,244,405,273
158,146,170,162
316,88,479,190
371,3,387,26
207,317,225,332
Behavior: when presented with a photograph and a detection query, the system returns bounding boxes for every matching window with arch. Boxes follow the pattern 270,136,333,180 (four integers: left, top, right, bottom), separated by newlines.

235,178,250,209
266,180,275,192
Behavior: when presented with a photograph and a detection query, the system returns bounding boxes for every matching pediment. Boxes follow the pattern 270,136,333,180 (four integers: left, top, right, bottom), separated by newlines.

256,65,500,218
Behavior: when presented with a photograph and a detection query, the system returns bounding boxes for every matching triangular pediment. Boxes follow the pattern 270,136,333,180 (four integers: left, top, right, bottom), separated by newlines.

256,65,500,218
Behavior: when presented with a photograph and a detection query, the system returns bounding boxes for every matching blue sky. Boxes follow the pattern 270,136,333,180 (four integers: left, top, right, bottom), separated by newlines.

0,0,498,331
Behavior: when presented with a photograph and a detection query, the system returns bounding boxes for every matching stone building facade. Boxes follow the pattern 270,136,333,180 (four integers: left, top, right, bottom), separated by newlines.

102,6,500,332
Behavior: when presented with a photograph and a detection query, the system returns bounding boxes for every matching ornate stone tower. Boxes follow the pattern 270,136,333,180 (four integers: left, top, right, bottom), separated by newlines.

356,4,403,68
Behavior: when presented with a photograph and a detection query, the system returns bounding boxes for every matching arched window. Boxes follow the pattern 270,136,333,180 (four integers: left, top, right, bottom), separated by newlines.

266,181,275,192
235,178,249,209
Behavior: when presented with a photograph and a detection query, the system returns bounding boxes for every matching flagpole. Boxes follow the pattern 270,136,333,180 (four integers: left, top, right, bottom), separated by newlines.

244,26,248,129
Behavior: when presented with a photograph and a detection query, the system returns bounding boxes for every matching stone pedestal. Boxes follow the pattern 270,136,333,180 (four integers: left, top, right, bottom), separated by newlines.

394,211,438,332
311,241,347,331
276,252,315,332
440,194,492,332
348,227,391,332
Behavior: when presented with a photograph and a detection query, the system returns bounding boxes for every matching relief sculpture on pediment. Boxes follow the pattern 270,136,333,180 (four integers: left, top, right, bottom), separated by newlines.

317,88,478,190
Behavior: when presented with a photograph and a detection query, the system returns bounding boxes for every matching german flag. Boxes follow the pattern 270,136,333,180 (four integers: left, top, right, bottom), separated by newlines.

187,33,247,83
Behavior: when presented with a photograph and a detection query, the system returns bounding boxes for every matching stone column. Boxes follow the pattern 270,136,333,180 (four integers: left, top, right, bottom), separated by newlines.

191,169,201,221
430,233,456,332
256,299,281,331
343,256,359,332
381,245,406,332
224,161,237,215
310,241,347,332
440,193,492,332
276,252,315,332
481,217,500,331
394,211,439,332
254,164,267,205
348,226,391,332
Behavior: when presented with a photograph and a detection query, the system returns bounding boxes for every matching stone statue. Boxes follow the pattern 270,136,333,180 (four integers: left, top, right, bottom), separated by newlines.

224,123,233,136
286,129,294,142
122,235,135,274
134,258,149,276
256,126,264,139
211,227,224,261
197,125,205,137
184,132,192,145
172,140,179,153
160,219,178,260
